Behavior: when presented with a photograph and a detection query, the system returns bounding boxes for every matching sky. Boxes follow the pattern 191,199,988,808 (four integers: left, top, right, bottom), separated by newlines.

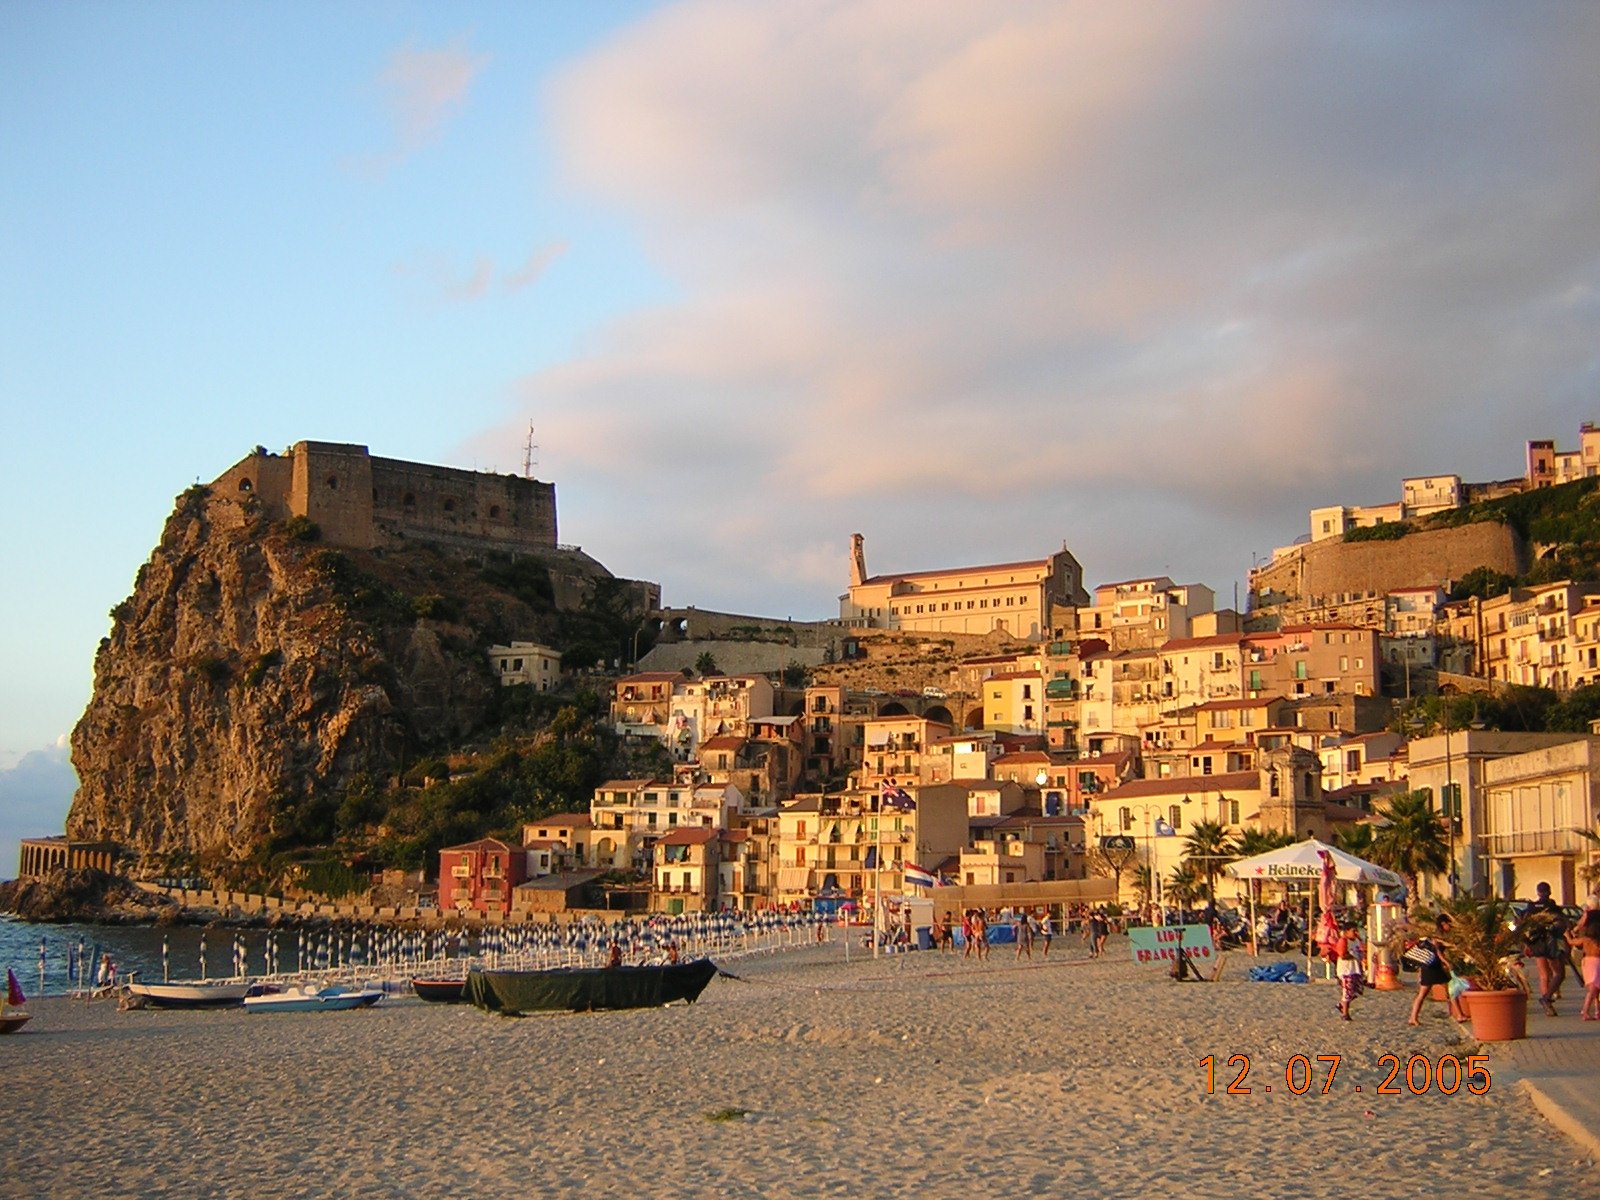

3,2,1598,869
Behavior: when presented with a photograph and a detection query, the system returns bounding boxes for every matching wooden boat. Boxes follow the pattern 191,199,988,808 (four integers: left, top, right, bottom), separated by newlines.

467,958,718,1015
411,977,467,1004
124,979,254,1009
244,985,383,1013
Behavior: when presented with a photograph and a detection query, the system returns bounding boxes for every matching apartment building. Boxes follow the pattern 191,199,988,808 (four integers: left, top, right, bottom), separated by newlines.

925,731,1001,785
668,674,776,760
1482,737,1600,904
589,777,743,872
982,669,1046,735
652,827,720,914
1076,577,1217,651
859,714,952,786
1476,581,1600,691
437,838,526,917
1527,424,1600,488
1407,730,1588,902
610,672,682,737
487,641,562,690
774,783,972,906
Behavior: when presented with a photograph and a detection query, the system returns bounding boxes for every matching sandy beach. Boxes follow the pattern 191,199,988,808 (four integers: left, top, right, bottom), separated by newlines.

4,938,1580,1200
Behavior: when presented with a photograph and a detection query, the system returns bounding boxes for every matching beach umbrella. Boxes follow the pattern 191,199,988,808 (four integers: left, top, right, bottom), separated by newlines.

162,935,170,983
199,932,207,980
37,937,45,997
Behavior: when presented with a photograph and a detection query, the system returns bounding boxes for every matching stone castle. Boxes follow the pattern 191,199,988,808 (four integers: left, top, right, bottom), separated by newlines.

209,441,558,554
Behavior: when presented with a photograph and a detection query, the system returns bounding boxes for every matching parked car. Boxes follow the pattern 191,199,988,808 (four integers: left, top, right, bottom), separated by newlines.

922,687,946,698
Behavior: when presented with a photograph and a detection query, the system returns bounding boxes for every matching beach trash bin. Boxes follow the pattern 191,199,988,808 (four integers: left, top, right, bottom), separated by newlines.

916,926,933,951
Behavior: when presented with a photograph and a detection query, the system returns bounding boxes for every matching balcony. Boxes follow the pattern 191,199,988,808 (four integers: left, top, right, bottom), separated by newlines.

1483,828,1589,857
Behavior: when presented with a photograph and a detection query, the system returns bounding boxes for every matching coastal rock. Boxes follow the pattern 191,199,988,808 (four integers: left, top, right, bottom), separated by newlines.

65,480,647,867
0,868,177,924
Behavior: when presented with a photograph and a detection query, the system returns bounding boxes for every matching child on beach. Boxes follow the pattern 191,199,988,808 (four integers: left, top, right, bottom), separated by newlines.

1565,908,1600,1021
1333,920,1365,1021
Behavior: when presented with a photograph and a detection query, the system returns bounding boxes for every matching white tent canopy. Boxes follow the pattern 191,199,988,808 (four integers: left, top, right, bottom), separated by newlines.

1224,838,1400,888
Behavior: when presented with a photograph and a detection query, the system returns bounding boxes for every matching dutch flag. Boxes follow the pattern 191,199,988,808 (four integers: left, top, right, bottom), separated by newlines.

903,862,938,889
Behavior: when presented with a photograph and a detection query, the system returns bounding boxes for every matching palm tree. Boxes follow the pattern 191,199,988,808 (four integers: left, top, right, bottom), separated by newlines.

1167,861,1206,907
1370,790,1449,914
1330,822,1375,858
1182,820,1237,904
1235,828,1296,858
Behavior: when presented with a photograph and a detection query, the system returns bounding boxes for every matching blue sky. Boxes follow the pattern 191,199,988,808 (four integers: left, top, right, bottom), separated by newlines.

3,2,1598,870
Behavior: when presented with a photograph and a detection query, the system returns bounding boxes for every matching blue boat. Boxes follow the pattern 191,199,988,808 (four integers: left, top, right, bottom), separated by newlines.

243,985,383,1013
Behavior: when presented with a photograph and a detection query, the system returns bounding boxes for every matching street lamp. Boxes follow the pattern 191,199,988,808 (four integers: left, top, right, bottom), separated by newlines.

1132,803,1166,924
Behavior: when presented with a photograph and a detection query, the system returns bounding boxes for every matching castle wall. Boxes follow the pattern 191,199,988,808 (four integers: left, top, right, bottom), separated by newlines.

1251,522,1527,612
207,442,558,556
369,455,556,552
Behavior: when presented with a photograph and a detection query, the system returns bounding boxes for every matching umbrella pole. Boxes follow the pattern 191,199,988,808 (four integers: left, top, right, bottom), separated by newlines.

1306,879,1314,980
1249,883,1258,957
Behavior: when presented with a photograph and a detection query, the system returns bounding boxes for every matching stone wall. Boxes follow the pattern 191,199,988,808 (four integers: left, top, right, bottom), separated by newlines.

208,442,557,556
1250,521,1527,612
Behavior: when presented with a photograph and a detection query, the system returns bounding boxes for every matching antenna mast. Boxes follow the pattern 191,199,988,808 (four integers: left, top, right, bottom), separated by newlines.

522,421,539,479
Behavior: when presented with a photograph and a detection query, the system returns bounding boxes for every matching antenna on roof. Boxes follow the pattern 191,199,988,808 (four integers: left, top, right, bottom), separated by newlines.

523,421,539,479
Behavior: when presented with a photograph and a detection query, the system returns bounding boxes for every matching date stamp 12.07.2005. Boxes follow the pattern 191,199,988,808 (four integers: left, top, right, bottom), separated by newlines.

1201,1053,1491,1097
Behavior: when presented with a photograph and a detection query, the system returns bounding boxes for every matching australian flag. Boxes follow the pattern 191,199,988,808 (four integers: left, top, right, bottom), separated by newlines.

880,780,916,811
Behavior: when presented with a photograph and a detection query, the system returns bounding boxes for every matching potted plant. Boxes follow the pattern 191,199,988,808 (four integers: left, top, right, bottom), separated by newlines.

1434,898,1530,1042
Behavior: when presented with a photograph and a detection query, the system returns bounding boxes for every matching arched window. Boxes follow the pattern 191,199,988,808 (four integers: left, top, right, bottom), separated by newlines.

325,475,338,490
489,505,500,519
443,499,455,512
238,479,253,493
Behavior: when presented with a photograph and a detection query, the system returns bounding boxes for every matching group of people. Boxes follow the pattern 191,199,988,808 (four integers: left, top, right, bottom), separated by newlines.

923,906,1113,961
1520,881,1600,1020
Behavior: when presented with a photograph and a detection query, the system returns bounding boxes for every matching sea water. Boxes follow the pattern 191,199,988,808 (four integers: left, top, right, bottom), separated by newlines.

1,915,287,996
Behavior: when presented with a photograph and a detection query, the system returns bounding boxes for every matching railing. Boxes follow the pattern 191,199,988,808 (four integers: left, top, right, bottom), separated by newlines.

1482,827,1589,856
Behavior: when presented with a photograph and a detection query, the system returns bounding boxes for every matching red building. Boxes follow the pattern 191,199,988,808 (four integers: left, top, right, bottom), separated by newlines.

438,838,526,917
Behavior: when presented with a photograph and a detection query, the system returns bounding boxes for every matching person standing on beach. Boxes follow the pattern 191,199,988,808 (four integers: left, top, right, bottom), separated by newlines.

1334,920,1365,1021
1015,910,1033,960
1039,910,1053,958
1565,908,1600,1020
974,910,990,961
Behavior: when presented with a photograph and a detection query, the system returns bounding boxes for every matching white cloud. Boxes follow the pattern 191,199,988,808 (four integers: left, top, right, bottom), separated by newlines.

359,36,489,173
473,1,1600,616
0,741,77,883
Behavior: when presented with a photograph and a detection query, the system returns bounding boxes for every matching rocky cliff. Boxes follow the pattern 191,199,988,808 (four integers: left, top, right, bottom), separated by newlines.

67,484,647,867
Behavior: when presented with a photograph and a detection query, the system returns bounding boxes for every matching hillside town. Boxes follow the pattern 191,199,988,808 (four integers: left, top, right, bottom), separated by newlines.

425,426,1600,924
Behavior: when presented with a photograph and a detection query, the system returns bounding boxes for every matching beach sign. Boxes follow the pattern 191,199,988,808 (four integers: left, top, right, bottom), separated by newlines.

1128,925,1214,966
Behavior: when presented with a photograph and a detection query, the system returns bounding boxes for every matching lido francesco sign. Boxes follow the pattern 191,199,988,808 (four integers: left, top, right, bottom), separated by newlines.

1128,925,1215,966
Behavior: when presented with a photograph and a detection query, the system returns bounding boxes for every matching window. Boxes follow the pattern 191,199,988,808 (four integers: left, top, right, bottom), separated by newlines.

1228,800,1240,824
1169,805,1182,827
1119,806,1132,832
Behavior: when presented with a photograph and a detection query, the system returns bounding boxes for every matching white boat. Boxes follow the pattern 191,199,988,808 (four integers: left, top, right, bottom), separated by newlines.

124,978,254,1009
243,985,383,1013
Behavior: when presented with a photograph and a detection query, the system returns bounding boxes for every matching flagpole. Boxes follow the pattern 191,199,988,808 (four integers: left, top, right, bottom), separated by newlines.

872,784,882,961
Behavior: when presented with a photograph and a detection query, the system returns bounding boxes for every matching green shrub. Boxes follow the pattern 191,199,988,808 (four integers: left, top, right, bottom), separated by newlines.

284,515,321,542
192,654,231,684
1344,522,1408,543
243,649,283,687
411,593,460,621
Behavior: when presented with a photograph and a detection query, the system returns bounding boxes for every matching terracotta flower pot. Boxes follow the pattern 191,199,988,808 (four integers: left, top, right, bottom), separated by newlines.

1465,988,1528,1042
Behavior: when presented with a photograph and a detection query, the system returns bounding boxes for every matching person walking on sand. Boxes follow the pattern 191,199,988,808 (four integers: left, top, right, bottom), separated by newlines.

1088,909,1109,959
1407,917,1454,1026
1015,910,1034,960
962,910,977,960
1520,881,1569,1016
1565,908,1600,1021
1039,910,1054,958
1334,920,1365,1021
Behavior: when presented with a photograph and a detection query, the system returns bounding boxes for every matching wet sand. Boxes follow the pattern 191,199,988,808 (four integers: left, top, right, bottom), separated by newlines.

3,938,1577,1199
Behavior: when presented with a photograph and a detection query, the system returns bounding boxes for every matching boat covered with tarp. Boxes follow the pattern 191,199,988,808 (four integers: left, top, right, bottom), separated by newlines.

466,958,718,1014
